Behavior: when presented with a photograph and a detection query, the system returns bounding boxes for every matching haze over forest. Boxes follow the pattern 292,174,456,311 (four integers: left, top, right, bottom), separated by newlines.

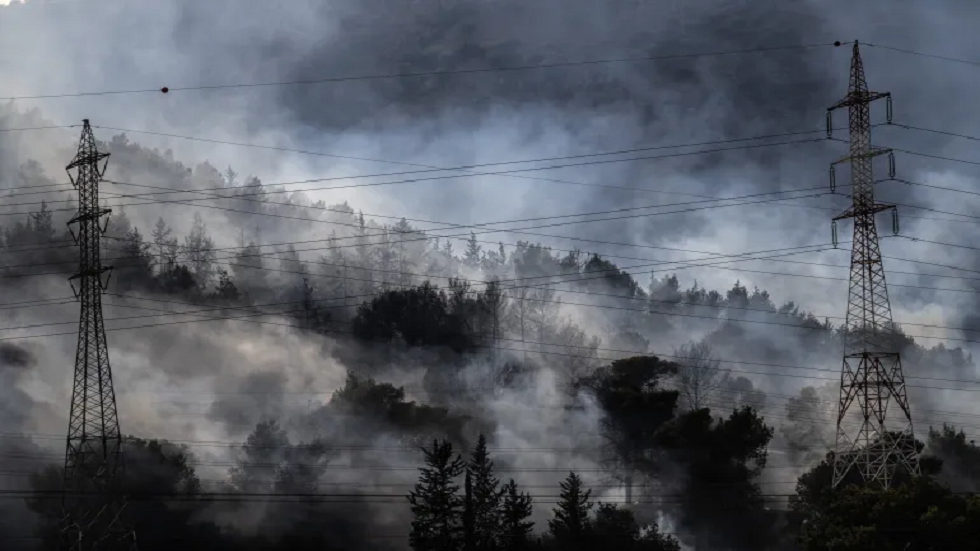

3,1,980,550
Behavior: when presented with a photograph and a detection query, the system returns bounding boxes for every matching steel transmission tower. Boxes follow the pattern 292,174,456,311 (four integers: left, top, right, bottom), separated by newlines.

60,120,137,550
827,42,919,488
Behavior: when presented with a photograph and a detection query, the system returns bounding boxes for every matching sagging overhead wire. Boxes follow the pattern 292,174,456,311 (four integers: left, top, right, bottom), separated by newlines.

0,42,839,101
4,227,980,340
5,279,980,392
865,42,980,68
0,137,836,209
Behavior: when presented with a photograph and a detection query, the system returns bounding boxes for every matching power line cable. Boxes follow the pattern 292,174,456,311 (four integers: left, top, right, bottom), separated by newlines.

92,137,826,205
5,233,846,293
92,123,847,169
85,166,980,245
0,195,842,287
92,226,980,306
0,124,79,133
8,217,980,305
0,246,842,332
7,132,977,244
867,140,980,168
7,285,980,391
0,210,837,284
113,386,980,442
6,208,980,350
0,126,854,206
124,385,980,443
1,178,833,231
0,123,860,204
5,233,979,350
893,177,980,201
0,42,839,101
89,238,980,336
126,379,980,424
0,137,833,220
865,42,980,68
891,122,980,144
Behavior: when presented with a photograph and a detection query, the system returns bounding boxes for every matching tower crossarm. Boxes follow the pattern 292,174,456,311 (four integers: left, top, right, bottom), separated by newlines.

67,208,112,228
833,201,895,222
831,146,892,167
829,90,890,112
66,151,109,172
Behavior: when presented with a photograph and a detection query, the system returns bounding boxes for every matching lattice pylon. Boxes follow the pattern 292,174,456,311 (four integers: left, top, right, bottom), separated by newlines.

60,120,137,550
827,42,920,489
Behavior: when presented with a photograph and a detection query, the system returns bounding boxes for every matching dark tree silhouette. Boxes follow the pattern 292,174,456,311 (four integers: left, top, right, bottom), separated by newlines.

115,226,156,291
927,424,980,492
408,439,466,551
547,472,592,551
653,406,774,551
352,281,472,352
326,372,469,448
499,480,534,551
800,478,980,551
468,434,504,550
591,503,680,551
579,356,679,502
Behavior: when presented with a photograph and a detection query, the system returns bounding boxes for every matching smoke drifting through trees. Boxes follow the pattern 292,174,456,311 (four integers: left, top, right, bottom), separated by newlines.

0,116,977,548
0,107,975,548
4,1,980,549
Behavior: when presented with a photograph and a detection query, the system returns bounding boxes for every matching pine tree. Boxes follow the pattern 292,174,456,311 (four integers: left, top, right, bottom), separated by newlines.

301,278,325,332
376,225,396,291
229,420,291,492
391,218,415,288
354,211,375,296
638,522,680,551
464,470,476,551
233,240,265,297
183,212,217,287
106,206,133,241
151,217,176,273
280,243,307,281
469,434,504,550
464,232,483,268
223,166,238,187
589,503,680,551
409,439,466,551
322,232,347,304
479,280,506,360
499,479,534,551
117,227,155,290
548,472,592,550
28,201,54,242
592,504,638,549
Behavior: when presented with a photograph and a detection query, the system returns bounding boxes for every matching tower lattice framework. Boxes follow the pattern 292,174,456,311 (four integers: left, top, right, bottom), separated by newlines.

828,42,919,489
61,120,137,550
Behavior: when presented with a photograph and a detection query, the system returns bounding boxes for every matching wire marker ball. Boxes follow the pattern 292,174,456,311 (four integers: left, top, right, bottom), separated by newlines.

161,87,169,94
834,41,841,47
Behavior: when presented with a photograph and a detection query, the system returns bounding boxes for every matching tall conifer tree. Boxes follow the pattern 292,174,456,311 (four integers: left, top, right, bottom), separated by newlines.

548,472,592,550
469,434,504,550
408,439,466,551
499,479,534,551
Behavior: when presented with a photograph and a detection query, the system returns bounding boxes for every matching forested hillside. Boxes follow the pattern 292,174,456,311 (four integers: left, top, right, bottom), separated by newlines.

0,102,977,550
